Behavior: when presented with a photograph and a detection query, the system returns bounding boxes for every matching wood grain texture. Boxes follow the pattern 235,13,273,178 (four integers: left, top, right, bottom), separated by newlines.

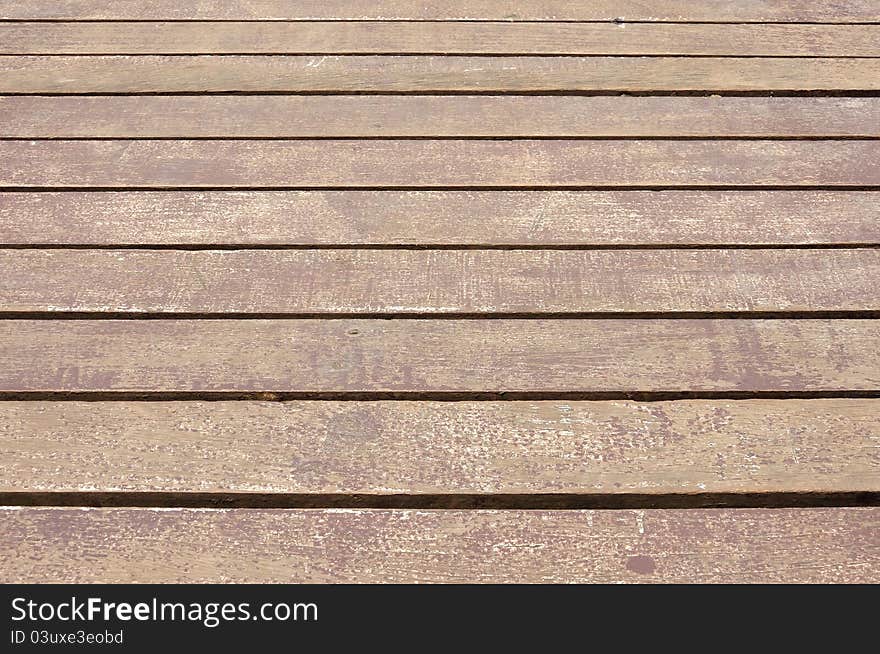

4,140,879,188
1,508,876,583
3,249,877,314
5,96,880,138
2,3,877,586
3,1,879,23
5,22,880,56
4,56,880,93
2,400,877,495
3,191,878,246
0,319,876,393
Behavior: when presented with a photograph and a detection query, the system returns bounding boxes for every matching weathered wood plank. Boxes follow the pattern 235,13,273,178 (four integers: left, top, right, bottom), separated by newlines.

3,56,879,93
3,191,877,246
2,400,876,495
5,97,879,138
3,1,878,23
3,249,877,314
0,319,875,393
5,22,880,56
1,508,875,583
4,140,878,188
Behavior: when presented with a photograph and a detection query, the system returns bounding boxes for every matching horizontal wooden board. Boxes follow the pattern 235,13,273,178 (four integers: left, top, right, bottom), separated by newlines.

5,22,880,56
3,191,878,246
1,508,876,583
5,96,880,138
3,140,879,188
3,249,877,314
3,56,880,93
2,400,877,495
0,319,876,393
3,1,879,23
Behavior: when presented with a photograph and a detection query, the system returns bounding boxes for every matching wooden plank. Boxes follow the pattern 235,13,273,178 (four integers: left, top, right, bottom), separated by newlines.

3,56,879,93
5,96,880,138
3,1,879,23
1,508,875,583
0,319,875,393
2,400,876,495
3,140,879,188
3,191,878,246
3,249,877,314
5,22,880,56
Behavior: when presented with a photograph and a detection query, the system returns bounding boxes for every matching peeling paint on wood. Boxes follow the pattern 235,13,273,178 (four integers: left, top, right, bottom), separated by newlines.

3,191,877,246
1,400,877,495
2,249,877,314
3,140,879,188
4,22,879,56
3,56,880,94
0,319,876,393
1,508,876,583
5,97,879,138
3,1,878,22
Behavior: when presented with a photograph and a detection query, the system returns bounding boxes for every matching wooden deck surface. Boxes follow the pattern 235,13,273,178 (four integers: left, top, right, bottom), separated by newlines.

0,2,877,584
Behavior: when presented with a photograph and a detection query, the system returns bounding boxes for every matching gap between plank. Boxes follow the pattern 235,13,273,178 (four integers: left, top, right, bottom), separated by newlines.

5,90,880,97
3,136,879,141
3,185,880,192
0,311,877,320
2,244,877,251
11,53,880,59
0,391,877,402
0,491,876,509
2,20,880,25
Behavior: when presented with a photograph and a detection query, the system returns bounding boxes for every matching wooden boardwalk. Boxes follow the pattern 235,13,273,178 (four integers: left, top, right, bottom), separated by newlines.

0,2,878,584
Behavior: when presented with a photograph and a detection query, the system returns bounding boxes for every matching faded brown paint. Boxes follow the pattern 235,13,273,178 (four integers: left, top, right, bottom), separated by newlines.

5,22,880,56
1,400,877,495
3,56,880,93
3,1,878,22
1,508,876,583
3,140,879,188
0,319,876,393
2,249,878,314
1,12,878,586
3,191,878,246
5,97,879,139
